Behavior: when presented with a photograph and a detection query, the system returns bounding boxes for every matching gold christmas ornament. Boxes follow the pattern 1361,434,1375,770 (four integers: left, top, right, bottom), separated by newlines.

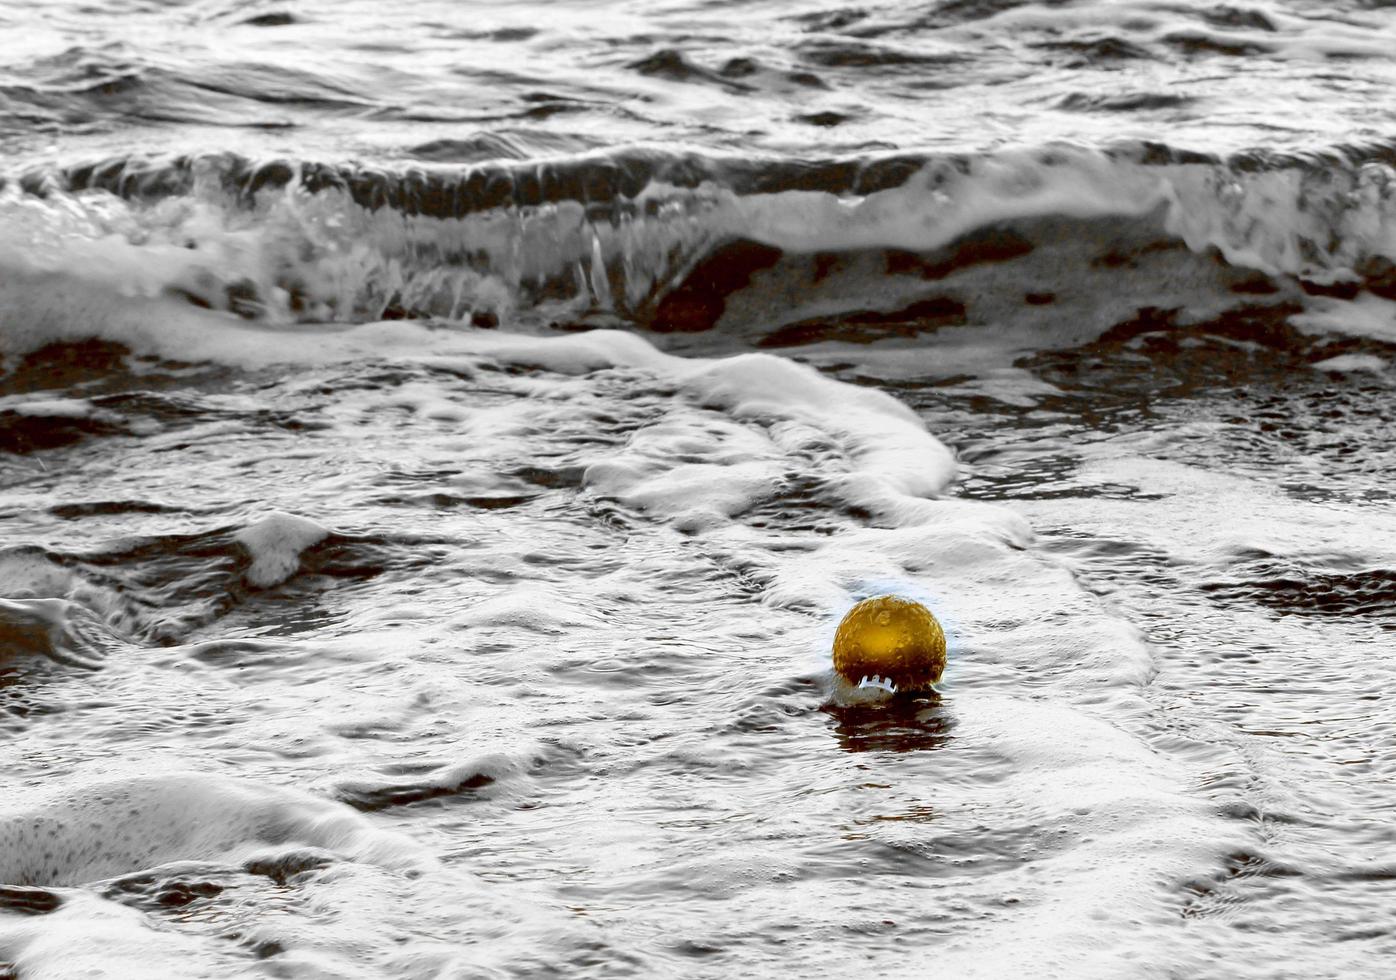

832,595,946,694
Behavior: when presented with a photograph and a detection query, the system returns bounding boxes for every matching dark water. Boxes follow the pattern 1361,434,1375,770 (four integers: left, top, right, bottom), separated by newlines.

3,2,1396,978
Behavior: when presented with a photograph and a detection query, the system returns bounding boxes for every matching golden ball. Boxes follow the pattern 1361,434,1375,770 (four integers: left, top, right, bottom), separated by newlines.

832,595,946,693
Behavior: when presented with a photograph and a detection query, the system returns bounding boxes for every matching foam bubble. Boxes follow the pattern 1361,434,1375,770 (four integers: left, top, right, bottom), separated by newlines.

234,512,332,588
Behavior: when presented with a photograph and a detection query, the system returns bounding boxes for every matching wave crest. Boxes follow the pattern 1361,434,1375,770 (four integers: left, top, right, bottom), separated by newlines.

3,142,1396,339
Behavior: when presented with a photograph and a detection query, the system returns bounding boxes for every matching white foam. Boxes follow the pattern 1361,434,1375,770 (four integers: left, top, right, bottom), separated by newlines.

681,352,955,499
1310,352,1388,373
450,586,599,633
377,383,477,422
588,458,783,531
722,149,1168,255
0,772,435,888
4,398,104,419
1291,293,1396,344
0,550,76,598
1076,454,1396,564
0,267,450,369
0,891,248,980
429,331,959,529
919,693,1243,980
933,367,1066,407
234,511,332,588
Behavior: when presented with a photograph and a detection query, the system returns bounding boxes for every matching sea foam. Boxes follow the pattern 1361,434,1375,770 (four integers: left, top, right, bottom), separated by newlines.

0,772,435,888
234,512,332,588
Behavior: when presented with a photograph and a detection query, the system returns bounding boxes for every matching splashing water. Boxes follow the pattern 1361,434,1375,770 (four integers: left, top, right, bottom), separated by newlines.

3,1,1396,978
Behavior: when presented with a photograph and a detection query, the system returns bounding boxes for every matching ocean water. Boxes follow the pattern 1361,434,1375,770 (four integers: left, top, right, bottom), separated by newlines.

2,1,1395,977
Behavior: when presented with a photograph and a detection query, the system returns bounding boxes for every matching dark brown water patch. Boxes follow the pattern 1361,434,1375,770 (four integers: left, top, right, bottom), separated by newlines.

1199,6,1278,32
1354,256,1396,300
241,850,333,885
648,240,784,333
0,408,127,454
757,296,967,348
1090,237,1189,270
101,868,225,911
718,57,760,79
374,491,538,510
796,41,966,70
1058,92,1197,113
1299,278,1362,300
1021,302,1314,401
48,500,190,519
337,771,496,812
795,111,849,127
1163,31,1275,57
884,226,1035,281
0,884,63,914
627,50,752,92
511,465,586,490
1031,36,1155,65
239,12,298,27
1230,273,1281,295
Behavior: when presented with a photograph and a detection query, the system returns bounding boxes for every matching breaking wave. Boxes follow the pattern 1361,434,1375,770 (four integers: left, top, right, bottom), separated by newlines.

4,141,1396,351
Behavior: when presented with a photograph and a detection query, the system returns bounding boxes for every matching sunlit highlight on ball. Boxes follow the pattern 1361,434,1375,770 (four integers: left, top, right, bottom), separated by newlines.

832,595,946,694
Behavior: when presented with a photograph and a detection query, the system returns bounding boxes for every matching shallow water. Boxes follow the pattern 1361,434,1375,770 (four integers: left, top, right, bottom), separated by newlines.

3,1,1396,978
